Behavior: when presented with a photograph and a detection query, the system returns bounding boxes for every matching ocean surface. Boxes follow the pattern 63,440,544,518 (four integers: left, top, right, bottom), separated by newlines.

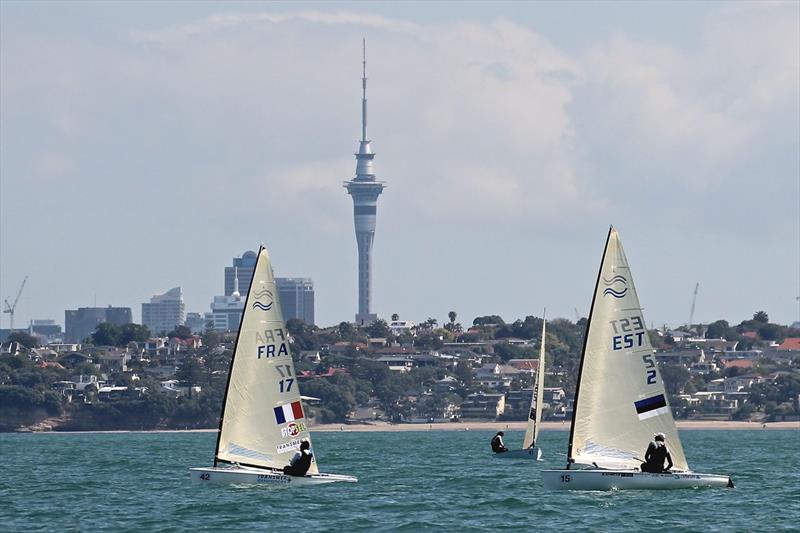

2,429,798,532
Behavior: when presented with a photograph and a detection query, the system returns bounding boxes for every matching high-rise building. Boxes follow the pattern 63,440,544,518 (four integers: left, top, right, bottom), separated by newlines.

225,251,257,296
208,267,245,331
344,41,385,325
141,287,185,335
276,278,315,325
65,306,133,343
185,312,208,334
29,320,63,343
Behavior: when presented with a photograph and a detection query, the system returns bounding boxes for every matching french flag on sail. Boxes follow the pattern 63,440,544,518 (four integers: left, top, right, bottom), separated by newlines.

634,394,670,420
274,401,304,424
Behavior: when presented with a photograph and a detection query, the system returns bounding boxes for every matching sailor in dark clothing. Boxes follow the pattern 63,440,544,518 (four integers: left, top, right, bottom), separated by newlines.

641,433,673,473
491,431,509,453
283,440,313,476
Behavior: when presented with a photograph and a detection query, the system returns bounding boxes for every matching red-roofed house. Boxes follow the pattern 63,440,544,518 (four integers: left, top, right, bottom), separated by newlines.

507,359,540,373
777,338,800,351
723,359,754,370
741,331,758,339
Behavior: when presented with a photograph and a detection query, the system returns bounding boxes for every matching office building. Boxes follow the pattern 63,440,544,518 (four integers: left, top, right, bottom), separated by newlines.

276,277,314,325
141,287,185,335
65,306,133,343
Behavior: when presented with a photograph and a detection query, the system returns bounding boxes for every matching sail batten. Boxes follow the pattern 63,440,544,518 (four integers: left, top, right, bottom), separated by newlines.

214,246,318,474
568,228,688,471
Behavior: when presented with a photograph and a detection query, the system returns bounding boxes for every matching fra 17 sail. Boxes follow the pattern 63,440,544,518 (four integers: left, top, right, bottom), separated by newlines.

190,245,356,485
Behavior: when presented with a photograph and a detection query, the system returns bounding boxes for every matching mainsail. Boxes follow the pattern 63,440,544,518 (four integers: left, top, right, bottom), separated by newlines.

522,317,546,450
568,227,688,470
214,246,318,474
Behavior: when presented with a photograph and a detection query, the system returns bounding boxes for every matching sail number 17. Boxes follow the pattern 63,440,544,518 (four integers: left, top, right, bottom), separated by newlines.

278,379,294,393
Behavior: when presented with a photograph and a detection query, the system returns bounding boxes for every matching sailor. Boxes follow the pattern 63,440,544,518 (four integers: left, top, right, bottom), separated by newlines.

641,433,673,473
491,431,509,453
283,440,313,476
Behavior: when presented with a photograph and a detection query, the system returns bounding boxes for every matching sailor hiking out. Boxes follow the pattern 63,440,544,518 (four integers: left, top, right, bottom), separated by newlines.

491,431,509,453
641,433,674,473
284,440,314,476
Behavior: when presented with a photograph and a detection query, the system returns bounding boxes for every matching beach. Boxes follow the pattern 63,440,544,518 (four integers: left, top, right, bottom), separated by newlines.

311,419,800,432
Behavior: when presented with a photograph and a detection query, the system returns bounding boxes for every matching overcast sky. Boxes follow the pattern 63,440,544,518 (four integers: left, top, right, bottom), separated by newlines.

1,1,798,330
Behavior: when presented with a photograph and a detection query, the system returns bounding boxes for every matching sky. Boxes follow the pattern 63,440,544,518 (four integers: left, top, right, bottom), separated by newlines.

1,1,798,330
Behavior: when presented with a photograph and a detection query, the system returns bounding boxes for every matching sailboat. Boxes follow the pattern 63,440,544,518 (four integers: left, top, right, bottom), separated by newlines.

542,227,733,490
190,246,357,485
493,316,546,460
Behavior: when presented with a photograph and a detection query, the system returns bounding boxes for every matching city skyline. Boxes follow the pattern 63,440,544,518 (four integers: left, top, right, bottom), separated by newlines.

1,1,798,329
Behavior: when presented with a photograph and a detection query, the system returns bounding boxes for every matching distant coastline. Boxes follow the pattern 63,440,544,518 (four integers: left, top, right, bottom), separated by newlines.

10,420,799,434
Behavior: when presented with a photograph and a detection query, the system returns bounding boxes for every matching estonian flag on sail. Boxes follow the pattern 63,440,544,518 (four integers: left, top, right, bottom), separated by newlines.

634,394,670,420
274,401,305,424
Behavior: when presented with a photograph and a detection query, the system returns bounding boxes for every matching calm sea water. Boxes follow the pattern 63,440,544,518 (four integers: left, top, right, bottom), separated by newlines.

1,429,798,531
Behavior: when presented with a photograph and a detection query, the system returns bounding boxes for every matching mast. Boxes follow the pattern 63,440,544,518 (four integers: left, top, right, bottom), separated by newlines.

213,245,262,467
532,311,546,448
566,226,614,468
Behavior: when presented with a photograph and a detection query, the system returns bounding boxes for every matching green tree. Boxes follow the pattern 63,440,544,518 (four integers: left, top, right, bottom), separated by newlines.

286,319,315,350
119,323,150,344
168,325,193,339
753,311,769,324
367,319,392,339
391,313,399,322
175,357,204,395
338,321,356,341
706,320,732,340
91,322,120,346
473,315,505,326
6,331,38,349
660,364,691,395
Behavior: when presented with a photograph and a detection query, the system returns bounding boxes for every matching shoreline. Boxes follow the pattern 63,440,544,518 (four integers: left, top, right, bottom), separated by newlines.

9,420,799,434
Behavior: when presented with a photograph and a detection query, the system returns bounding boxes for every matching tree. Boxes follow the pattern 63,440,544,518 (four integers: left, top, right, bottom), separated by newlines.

660,364,691,395
91,322,120,346
119,323,150,344
175,357,204,390
366,319,391,339
286,319,315,350
338,321,356,340
473,315,505,326
753,311,769,324
7,331,38,349
391,313,399,322
448,311,457,325
706,320,732,340
168,325,193,339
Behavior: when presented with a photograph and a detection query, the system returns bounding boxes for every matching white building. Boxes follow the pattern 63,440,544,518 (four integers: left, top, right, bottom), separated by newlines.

142,287,185,335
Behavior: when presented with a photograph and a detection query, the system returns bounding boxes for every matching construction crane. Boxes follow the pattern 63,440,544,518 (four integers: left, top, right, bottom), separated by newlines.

687,282,699,330
3,276,28,331
574,308,581,322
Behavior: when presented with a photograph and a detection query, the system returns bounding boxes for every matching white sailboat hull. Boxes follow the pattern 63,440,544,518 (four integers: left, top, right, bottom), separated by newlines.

189,466,358,486
542,469,732,491
492,447,542,460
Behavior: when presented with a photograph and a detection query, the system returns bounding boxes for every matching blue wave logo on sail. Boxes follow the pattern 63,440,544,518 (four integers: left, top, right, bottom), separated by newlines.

602,275,628,298
251,289,274,311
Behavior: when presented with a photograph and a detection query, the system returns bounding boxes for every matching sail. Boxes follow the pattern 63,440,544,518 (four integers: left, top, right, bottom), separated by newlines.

569,228,688,470
215,246,318,474
523,317,546,449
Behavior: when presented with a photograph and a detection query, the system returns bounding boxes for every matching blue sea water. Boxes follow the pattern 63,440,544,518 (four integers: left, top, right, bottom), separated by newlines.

1,429,798,532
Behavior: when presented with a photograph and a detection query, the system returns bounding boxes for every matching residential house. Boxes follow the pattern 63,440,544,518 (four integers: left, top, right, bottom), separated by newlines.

460,392,506,419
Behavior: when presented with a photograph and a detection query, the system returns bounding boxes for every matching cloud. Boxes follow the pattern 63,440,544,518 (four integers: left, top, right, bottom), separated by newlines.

1,4,797,327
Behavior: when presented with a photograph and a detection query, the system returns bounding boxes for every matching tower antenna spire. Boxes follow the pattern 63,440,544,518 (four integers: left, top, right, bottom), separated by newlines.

361,38,367,142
